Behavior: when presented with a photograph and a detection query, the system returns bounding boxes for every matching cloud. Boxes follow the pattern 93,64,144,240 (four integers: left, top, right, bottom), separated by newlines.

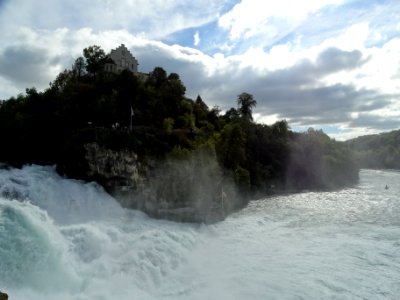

231,47,365,89
316,47,366,73
194,31,200,47
218,0,344,41
0,0,228,40
349,112,400,130
0,46,54,89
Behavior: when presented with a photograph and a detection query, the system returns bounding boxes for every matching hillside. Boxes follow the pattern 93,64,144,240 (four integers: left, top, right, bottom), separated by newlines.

346,129,400,169
0,45,359,222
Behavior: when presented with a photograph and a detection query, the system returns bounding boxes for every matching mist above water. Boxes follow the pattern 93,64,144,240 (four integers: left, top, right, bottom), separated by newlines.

0,166,399,299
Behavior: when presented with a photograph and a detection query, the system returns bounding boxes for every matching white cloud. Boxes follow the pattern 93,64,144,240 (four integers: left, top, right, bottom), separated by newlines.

194,31,200,47
319,23,370,51
218,0,344,40
253,113,281,125
0,0,228,40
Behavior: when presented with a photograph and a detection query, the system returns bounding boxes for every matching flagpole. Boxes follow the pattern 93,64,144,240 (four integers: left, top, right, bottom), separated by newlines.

130,106,133,131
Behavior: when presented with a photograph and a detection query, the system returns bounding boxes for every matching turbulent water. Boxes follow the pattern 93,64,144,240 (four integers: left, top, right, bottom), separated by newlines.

0,165,399,299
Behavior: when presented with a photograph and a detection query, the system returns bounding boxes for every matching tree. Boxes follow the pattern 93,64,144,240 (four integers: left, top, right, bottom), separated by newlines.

193,95,209,129
237,92,257,121
272,120,289,138
49,69,73,92
217,123,247,170
195,95,209,111
166,72,186,99
223,107,240,122
147,66,167,88
72,56,86,78
83,45,108,77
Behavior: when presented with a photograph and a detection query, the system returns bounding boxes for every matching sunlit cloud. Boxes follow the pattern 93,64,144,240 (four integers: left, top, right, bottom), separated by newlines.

219,0,344,40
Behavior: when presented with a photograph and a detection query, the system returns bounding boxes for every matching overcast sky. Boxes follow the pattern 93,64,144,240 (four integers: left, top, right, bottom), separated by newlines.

0,0,399,140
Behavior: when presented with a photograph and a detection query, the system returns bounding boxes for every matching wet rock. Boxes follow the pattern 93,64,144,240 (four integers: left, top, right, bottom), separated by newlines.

84,142,143,193
83,142,243,223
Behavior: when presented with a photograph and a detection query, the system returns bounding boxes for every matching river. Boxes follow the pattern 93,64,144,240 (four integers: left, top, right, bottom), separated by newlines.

0,165,399,299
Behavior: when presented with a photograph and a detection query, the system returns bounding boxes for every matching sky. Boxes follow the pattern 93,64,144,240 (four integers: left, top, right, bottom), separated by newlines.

0,0,400,140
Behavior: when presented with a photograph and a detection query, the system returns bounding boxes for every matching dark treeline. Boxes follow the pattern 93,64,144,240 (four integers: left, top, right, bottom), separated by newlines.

0,45,359,207
346,129,400,169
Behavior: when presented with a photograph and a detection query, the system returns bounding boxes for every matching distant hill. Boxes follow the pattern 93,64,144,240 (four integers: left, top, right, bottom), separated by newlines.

346,129,400,169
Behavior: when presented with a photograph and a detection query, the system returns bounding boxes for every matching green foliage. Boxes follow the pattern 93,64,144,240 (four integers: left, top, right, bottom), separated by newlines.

216,123,247,170
223,108,240,123
234,166,251,196
163,118,174,133
237,92,257,121
50,69,74,93
83,45,108,77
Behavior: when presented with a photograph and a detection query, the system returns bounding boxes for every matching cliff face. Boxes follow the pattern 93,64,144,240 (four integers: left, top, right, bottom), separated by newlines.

84,143,236,223
84,143,143,193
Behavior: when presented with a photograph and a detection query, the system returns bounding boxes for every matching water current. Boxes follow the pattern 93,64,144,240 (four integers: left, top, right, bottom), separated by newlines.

0,165,399,299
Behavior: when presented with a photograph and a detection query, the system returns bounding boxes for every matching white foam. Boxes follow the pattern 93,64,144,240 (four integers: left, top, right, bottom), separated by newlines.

0,166,399,299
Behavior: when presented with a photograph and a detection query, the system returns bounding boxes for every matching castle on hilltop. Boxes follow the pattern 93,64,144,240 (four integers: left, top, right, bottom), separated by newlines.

104,44,143,76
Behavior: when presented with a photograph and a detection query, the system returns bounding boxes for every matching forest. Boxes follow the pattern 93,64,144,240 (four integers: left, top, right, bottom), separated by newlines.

0,45,359,216
346,130,400,169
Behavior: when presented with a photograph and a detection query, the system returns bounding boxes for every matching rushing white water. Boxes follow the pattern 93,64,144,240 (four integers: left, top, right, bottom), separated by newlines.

0,165,399,299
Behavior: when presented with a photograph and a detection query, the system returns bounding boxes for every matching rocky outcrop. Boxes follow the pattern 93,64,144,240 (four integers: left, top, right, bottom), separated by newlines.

0,291,8,300
83,143,242,223
84,142,143,193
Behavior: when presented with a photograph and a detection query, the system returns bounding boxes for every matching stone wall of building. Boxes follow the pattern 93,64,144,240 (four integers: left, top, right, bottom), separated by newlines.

105,44,139,74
